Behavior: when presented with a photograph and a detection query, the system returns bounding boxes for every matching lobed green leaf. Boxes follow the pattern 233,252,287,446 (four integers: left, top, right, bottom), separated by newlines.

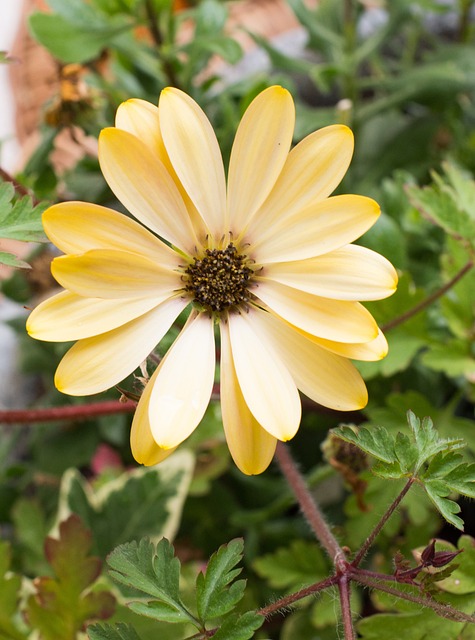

196,538,245,621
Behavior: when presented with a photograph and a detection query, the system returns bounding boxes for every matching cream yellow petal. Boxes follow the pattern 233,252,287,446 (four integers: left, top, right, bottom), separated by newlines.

245,125,354,242
313,329,388,361
43,202,181,265
252,310,368,410
220,320,277,474
250,195,380,263
226,86,294,233
254,279,378,343
227,310,301,441
51,249,180,299
131,365,177,466
263,244,398,301
115,98,164,159
26,291,166,341
148,313,216,449
55,296,187,395
116,98,209,243
99,127,198,252
159,87,226,240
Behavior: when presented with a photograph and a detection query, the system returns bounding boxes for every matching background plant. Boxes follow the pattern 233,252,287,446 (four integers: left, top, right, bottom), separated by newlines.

1,0,475,638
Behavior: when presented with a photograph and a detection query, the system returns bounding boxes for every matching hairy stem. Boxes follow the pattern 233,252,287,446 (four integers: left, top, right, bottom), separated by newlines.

0,400,135,424
381,260,473,332
258,575,339,618
339,576,355,639
275,442,346,569
352,478,414,567
352,571,475,624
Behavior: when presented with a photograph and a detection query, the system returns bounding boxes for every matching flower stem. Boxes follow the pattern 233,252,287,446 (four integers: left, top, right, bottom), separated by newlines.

0,400,135,424
381,260,473,332
274,442,346,568
352,477,414,567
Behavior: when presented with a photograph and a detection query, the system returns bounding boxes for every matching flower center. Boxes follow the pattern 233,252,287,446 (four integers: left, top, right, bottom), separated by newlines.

184,243,253,313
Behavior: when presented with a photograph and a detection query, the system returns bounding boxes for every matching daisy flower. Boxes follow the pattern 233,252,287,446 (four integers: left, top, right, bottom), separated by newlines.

27,86,397,475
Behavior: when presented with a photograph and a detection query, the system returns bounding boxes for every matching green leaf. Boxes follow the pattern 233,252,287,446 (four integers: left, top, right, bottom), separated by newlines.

332,425,397,465
56,450,194,557
211,611,264,640
0,542,26,640
253,540,328,591
29,12,131,64
196,539,245,621
87,622,142,640
335,412,473,529
0,252,31,269
25,515,116,640
436,536,475,595
107,539,194,625
0,182,47,243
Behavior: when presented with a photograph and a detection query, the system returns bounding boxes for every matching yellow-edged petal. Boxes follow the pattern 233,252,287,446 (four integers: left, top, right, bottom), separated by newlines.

99,127,198,252
226,86,294,233
51,249,180,299
314,329,388,361
159,87,226,240
131,364,177,466
55,296,187,395
43,202,181,266
254,279,378,343
148,313,216,449
252,310,368,410
220,320,277,474
250,195,380,263
26,291,166,341
263,244,398,300
227,310,301,441
244,124,354,242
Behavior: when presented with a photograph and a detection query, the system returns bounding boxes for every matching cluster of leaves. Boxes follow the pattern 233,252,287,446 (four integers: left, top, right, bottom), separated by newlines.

90,538,263,640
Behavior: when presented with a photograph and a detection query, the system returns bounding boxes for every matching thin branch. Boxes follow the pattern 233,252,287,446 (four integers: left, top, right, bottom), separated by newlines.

0,400,135,424
352,571,475,624
274,442,346,569
381,260,473,332
258,574,339,618
352,478,414,567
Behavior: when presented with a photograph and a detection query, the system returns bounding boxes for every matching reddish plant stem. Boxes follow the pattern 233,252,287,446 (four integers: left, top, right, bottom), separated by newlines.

258,574,340,618
351,571,475,624
381,260,473,332
352,477,414,567
0,400,135,424
274,442,346,568
339,576,355,640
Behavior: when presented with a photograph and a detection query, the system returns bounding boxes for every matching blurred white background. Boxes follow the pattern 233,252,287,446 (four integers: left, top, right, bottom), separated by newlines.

0,2,23,172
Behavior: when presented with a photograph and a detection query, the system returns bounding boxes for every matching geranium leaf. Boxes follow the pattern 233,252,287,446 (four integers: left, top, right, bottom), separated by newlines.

87,622,142,640
211,611,264,640
196,538,245,621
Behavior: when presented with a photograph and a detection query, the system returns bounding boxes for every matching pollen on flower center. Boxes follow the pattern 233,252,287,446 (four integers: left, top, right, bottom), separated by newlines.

183,242,254,313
